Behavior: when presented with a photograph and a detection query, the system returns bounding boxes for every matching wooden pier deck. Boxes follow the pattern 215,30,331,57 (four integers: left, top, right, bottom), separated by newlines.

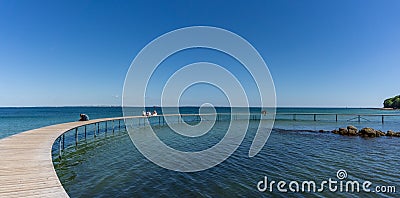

0,116,133,198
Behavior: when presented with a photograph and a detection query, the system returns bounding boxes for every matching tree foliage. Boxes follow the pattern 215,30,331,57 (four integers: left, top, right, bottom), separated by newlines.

384,95,400,109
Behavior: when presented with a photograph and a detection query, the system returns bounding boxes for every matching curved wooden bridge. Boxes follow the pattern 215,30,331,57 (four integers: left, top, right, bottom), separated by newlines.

0,114,212,197
0,116,134,198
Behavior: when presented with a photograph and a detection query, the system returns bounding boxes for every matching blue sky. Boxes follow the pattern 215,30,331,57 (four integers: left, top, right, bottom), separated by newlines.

0,0,399,107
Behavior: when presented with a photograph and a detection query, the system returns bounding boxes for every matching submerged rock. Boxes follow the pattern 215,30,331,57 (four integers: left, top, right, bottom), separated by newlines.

332,127,398,138
387,130,395,136
376,130,386,137
335,126,358,136
338,128,349,135
347,125,358,136
347,125,358,131
359,128,378,137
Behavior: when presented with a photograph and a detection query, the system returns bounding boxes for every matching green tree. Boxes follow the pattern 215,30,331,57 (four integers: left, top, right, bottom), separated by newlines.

384,98,393,108
384,95,400,109
393,97,400,109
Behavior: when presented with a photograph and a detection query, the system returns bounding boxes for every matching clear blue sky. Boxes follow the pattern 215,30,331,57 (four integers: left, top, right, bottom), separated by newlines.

0,0,399,107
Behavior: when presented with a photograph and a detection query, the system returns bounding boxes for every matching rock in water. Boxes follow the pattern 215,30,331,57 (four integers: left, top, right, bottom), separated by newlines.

332,127,398,138
347,125,358,136
376,130,386,137
387,130,395,136
338,128,349,135
359,128,378,137
347,125,358,131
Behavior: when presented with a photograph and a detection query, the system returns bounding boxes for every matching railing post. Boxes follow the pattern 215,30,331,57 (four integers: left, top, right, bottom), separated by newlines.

97,122,100,134
94,123,97,138
62,134,65,150
159,116,161,125
336,114,338,122
112,120,115,134
314,114,316,121
119,119,121,130
293,114,296,121
75,128,78,147
84,125,87,141
358,115,361,123
58,137,62,159
105,121,107,137
382,115,384,124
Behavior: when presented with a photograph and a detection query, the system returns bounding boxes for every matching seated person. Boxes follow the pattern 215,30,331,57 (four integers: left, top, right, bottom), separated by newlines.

261,110,267,115
79,114,89,121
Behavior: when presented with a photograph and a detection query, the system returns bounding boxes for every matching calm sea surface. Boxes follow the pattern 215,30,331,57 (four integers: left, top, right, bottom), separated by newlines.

1,107,399,197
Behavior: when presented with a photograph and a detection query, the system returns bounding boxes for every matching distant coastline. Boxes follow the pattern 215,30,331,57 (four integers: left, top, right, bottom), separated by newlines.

370,107,399,111
0,106,391,108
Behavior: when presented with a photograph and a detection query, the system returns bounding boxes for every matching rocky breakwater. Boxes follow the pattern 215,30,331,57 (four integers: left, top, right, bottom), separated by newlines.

332,126,400,138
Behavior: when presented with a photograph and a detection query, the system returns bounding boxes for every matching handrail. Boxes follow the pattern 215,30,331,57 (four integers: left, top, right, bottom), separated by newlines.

276,113,400,116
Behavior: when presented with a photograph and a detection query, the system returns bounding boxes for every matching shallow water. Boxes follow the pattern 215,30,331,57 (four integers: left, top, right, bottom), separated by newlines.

1,107,399,197
55,120,400,197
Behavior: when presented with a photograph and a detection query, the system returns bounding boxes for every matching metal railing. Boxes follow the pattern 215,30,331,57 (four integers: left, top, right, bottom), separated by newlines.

52,112,400,161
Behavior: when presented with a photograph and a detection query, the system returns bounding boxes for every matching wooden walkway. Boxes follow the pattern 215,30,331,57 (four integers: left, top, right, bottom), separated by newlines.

0,113,221,197
0,116,134,198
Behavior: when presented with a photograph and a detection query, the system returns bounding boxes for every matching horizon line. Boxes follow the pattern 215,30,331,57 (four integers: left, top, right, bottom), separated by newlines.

0,105,385,109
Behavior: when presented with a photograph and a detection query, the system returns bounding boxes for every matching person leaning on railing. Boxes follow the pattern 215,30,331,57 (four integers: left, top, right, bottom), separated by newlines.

79,114,89,121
